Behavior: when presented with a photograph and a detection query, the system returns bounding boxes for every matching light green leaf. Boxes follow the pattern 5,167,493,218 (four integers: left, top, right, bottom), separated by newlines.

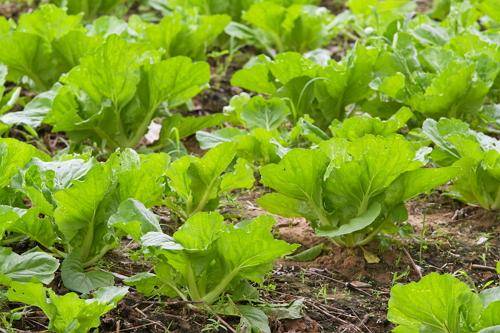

0,247,59,285
388,273,483,332
329,107,413,139
231,63,276,94
108,149,169,207
173,211,226,251
17,4,83,42
1,84,61,127
259,148,330,227
239,96,290,130
166,143,237,217
322,135,420,216
217,216,299,283
53,163,111,248
140,212,297,306
409,60,495,119
0,32,55,91
237,305,271,333
196,128,246,150
257,193,318,221
0,138,49,188
141,56,210,109
61,254,114,294
108,199,162,241
143,11,230,60
232,3,335,53
3,208,57,248
384,167,457,205
220,158,255,193
123,270,178,297
7,281,127,333
316,202,381,238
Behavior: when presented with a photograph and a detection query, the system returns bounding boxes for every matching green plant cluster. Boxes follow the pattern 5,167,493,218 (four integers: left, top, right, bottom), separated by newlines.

0,0,498,332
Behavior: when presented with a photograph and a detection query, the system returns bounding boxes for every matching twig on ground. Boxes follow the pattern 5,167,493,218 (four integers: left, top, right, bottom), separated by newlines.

402,247,423,279
119,322,161,332
345,305,373,333
133,307,171,330
213,313,237,333
304,300,351,326
471,264,497,272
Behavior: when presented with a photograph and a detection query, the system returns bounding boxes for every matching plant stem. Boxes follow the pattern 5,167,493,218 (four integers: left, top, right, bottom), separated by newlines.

83,243,116,268
128,105,159,148
186,263,202,301
80,212,96,263
188,177,218,216
201,268,240,305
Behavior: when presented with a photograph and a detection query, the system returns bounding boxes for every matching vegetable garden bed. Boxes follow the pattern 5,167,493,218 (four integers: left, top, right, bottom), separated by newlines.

0,0,498,332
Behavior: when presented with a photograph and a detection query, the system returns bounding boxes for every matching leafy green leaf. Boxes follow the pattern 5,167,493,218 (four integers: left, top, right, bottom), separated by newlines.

50,0,128,20
0,5,91,91
231,62,277,94
316,202,381,238
53,163,112,259
259,134,453,246
0,247,59,285
423,118,500,210
142,10,230,60
140,212,297,306
45,36,210,148
1,207,57,248
0,138,49,188
388,273,495,333
166,143,251,217
347,0,416,35
0,84,61,128
61,254,114,294
220,158,255,193
7,282,127,333
108,198,162,241
329,107,413,139
48,149,167,292
238,96,291,131
227,3,335,53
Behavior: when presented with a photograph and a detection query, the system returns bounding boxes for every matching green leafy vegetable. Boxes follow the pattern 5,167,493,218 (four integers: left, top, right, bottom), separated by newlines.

258,135,456,246
0,5,99,91
231,45,380,128
0,138,49,189
159,0,319,20
0,206,57,248
139,10,230,60
50,0,130,20
0,84,61,128
53,149,168,292
226,2,335,54
346,0,416,35
45,35,210,149
126,211,298,326
423,118,499,210
0,64,21,117
329,107,414,139
0,247,59,285
7,282,128,333
165,142,254,218
388,272,500,332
